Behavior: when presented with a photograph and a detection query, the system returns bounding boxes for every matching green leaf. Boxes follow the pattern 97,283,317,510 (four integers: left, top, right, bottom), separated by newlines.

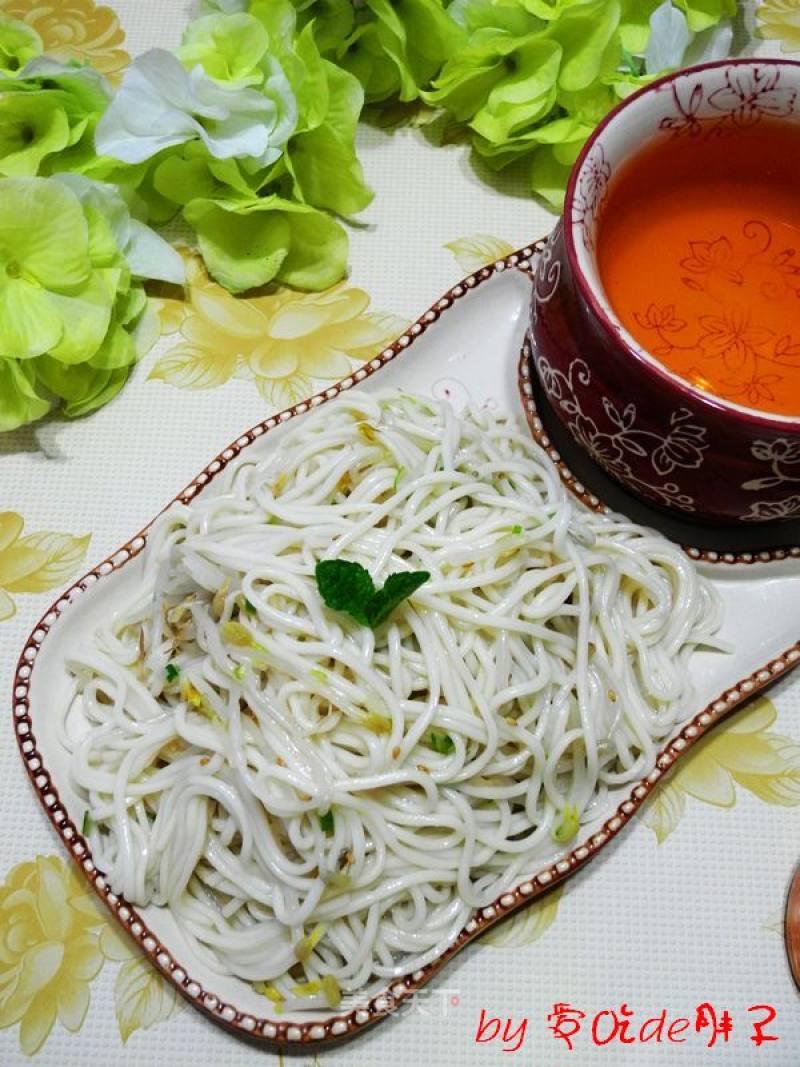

319,809,335,834
315,559,430,628
428,730,455,755
165,662,180,683
366,569,430,626
81,810,93,835
315,559,374,626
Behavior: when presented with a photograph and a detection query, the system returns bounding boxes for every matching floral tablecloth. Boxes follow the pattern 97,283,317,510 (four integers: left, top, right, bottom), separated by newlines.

2,1,800,1064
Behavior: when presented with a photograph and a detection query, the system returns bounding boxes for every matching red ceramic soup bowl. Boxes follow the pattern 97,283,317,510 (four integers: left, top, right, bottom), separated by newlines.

529,59,800,525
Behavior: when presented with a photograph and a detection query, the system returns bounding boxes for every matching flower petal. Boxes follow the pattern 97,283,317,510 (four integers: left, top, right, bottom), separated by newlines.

18,990,58,1056
0,279,63,359
35,858,70,942
0,543,48,589
246,340,300,380
57,978,90,1032
0,588,15,621
297,347,353,379
0,177,90,289
0,511,23,554
62,934,103,983
0,941,64,1027
677,752,736,807
188,285,267,338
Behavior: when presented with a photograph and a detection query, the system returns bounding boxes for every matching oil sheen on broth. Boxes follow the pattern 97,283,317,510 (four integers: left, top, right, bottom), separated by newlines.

597,117,800,417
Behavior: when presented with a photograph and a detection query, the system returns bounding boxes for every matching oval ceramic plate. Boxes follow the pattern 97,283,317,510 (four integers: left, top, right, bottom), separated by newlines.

14,245,800,1050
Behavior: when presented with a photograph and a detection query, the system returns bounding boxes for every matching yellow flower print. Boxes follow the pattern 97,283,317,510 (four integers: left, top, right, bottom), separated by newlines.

483,885,563,949
0,0,129,77
0,856,107,1056
149,253,408,410
645,697,800,844
758,0,800,53
444,234,515,273
0,511,90,622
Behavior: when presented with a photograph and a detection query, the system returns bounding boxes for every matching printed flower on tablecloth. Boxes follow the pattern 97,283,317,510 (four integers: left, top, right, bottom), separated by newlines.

758,0,800,54
0,856,107,1055
149,251,408,409
645,697,800,844
0,854,183,1054
482,886,563,949
0,0,129,77
444,234,515,273
0,511,89,622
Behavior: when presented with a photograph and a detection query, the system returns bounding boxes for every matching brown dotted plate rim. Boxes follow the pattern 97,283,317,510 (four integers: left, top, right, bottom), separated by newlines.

12,243,800,1050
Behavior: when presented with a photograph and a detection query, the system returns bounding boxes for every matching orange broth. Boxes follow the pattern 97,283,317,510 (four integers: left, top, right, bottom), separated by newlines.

596,118,800,416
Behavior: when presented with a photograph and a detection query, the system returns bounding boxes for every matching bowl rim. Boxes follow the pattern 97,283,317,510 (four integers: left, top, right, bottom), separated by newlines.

563,56,800,431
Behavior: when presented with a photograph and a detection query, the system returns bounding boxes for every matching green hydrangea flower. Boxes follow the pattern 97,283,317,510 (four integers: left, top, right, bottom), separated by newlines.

125,4,371,293
0,176,183,432
0,58,114,179
0,15,42,77
291,0,732,209
177,12,274,88
295,0,465,104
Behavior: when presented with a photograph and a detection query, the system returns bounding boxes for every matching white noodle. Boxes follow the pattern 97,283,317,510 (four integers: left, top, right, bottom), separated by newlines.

62,391,722,1011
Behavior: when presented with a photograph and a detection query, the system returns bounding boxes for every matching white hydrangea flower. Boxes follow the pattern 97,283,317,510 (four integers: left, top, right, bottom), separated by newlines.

95,48,296,167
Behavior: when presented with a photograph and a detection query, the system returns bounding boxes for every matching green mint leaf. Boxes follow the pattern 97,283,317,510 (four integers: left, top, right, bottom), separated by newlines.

315,560,429,628
428,730,455,755
165,662,180,683
319,810,334,835
366,570,430,627
315,560,375,626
